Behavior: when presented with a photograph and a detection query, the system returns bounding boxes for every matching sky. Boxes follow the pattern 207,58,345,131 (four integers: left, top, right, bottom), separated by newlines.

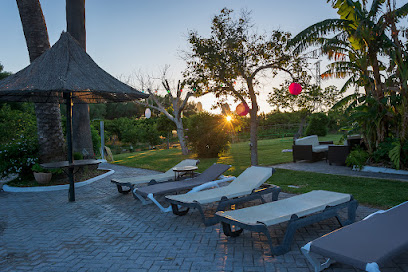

0,0,383,113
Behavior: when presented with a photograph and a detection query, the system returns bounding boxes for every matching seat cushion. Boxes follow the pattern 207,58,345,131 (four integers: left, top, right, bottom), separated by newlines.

312,145,329,153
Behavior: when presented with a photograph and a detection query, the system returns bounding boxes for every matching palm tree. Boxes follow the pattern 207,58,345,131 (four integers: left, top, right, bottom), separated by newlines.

290,0,408,148
16,0,66,162
66,0,94,158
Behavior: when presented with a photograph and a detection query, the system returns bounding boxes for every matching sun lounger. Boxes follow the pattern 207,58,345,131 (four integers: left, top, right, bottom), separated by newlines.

132,163,233,212
301,201,408,272
111,159,199,194
165,166,281,226
215,190,358,256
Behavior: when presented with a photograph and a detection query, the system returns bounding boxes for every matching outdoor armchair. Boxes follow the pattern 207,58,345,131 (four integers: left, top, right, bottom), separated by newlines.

293,135,333,162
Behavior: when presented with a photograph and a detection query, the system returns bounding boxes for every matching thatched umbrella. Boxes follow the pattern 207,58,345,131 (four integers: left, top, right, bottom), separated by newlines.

0,32,148,201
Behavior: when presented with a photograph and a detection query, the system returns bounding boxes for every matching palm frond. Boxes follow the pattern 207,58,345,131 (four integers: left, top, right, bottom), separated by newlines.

368,0,385,20
289,19,352,53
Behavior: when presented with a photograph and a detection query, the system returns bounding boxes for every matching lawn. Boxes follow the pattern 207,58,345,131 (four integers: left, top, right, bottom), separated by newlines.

112,134,408,208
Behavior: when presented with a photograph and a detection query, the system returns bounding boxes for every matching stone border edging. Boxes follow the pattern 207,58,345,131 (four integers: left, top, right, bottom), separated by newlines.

3,168,114,193
355,166,408,176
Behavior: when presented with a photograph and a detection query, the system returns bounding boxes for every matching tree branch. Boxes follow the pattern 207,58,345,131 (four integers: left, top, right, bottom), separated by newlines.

179,92,194,111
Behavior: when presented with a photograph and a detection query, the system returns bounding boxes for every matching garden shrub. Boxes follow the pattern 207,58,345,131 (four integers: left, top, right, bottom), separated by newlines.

345,149,369,170
105,117,161,147
186,113,230,158
305,113,329,136
0,103,37,144
90,124,101,156
371,138,394,164
0,135,39,179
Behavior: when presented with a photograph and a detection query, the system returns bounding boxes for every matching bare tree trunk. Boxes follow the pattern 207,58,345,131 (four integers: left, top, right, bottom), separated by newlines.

175,119,188,155
247,78,258,165
66,0,94,158
249,110,258,165
16,0,66,163
166,132,170,149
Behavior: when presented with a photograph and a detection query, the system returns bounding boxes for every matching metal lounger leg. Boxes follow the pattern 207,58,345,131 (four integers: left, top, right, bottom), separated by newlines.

301,242,335,272
146,193,172,213
116,184,131,194
171,203,190,216
132,188,151,205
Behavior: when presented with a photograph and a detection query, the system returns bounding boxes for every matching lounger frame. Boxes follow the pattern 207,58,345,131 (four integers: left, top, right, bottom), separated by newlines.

132,177,235,213
216,197,358,256
167,184,281,226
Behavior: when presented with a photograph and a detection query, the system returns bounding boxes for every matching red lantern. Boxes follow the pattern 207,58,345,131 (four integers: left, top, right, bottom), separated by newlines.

236,102,250,116
289,82,302,95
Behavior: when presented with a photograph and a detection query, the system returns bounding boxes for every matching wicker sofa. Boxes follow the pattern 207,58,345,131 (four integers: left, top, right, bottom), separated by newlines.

292,135,333,162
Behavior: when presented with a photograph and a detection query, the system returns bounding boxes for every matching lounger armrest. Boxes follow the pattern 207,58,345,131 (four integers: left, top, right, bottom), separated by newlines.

319,141,334,145
217,184,281,212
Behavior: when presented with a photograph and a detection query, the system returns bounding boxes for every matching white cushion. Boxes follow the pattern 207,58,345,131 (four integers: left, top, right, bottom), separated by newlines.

312,145,329,153
295,135,319,146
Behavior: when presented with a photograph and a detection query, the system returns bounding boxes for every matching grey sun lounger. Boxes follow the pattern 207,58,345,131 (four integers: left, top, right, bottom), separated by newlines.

301,201,408,272
165,166,281,226
215,190,358,256
111,159,199,194
132,163,233,212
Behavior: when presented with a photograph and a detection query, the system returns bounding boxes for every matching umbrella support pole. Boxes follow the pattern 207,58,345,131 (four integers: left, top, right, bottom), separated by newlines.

65,92,75,202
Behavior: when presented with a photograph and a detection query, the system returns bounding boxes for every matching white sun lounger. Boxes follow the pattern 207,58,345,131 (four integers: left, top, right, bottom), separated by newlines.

215,190,358,255
165,166,281,226
301,201,408,272
111,159,199,194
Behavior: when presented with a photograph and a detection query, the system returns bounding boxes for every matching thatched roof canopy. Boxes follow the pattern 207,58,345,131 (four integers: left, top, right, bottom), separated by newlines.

0,32,149,103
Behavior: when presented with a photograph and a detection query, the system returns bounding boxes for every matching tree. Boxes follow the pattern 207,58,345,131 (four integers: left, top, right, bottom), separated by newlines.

16,0,66,163
66,0,94,158
268,81,344,137
290,0,408,145
0,63,11,80
139,80,193,155
183,8,305,165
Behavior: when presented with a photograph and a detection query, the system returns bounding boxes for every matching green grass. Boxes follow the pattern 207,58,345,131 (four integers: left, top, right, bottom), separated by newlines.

112,134,408,208
273,169,408,209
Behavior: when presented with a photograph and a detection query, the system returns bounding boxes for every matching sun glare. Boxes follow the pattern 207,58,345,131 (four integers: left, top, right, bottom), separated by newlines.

226,115,233,122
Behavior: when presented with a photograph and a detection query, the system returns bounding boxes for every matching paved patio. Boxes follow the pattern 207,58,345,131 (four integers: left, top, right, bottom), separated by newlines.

1,162,407,271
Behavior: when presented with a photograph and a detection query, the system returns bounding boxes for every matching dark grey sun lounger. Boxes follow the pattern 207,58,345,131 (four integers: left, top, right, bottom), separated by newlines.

111,159,199,194
132,163,233,212
302,201,408,272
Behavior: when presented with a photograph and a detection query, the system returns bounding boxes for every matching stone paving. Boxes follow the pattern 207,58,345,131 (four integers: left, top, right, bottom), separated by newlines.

1,163,407,271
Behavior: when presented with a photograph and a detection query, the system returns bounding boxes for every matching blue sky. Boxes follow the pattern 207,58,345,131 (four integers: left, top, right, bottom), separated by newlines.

0,1,361,112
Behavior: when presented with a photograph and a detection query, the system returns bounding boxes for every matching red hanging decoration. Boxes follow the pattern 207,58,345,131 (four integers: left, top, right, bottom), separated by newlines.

289,82,302,95
236,102,250,116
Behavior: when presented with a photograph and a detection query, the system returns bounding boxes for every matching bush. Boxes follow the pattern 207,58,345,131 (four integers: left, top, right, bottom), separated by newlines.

90,124,101,156
345,149,369,170
105,117,161,147
0,103,37,145
186,113,230,158
0,136,39,179
305,113,329,136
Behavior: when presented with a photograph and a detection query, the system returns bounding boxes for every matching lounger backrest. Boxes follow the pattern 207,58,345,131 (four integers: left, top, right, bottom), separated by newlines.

164,159,199,175
295,135,319,146
136,163,231,197
226,166,273,192
192,163,231,183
